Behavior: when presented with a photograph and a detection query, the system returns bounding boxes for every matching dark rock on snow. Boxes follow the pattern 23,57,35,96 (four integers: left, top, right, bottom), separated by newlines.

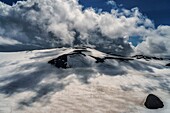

47,48,135,69
48,54,68,69
89,55,105,63
48,49,89,68
132,55,164,61
73,49,89,54
166,63,170,66
48,48,169,69
105,56,133,61
144,94,164,109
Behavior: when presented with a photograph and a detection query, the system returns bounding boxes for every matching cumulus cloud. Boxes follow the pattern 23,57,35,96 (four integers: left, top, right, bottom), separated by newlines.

0,0,169,56
136,26,170,56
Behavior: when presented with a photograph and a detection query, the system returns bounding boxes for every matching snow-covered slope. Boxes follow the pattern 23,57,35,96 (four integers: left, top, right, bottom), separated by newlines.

0,48,170,113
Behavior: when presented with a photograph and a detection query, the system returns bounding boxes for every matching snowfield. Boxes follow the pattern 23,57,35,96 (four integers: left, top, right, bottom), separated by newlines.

0,48,170,113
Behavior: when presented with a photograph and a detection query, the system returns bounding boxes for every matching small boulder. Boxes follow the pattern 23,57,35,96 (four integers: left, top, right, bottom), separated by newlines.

166,63,170,66
144,94,164,109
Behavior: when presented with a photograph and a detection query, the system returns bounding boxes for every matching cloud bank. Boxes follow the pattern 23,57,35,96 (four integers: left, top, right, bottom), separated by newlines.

0,0,169,56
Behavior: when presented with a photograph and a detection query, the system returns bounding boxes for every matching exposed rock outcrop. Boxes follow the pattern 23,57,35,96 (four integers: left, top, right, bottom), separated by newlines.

144,94,164,109
166,63,170,66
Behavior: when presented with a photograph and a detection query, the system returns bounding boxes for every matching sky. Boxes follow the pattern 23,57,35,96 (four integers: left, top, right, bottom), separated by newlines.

79,0,170,27
1,0,170,27
0,0,170,56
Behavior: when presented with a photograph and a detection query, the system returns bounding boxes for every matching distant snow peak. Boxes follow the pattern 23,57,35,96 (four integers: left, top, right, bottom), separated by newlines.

48,48,170,69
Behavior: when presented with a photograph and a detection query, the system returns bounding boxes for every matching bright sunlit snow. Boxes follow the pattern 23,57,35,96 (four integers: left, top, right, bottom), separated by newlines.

0,48,170,113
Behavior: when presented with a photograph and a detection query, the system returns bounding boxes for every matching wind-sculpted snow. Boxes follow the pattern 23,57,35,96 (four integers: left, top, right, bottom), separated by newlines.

0,48,170,113
1,0,170,56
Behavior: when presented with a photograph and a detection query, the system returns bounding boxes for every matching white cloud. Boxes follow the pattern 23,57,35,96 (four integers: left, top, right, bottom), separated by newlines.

0,0,169,56
0,36,21,45
106,0,117,8
136,26,170,56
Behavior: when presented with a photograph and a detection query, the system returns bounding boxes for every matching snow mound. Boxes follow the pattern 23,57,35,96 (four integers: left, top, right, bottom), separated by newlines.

0,48,170,113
